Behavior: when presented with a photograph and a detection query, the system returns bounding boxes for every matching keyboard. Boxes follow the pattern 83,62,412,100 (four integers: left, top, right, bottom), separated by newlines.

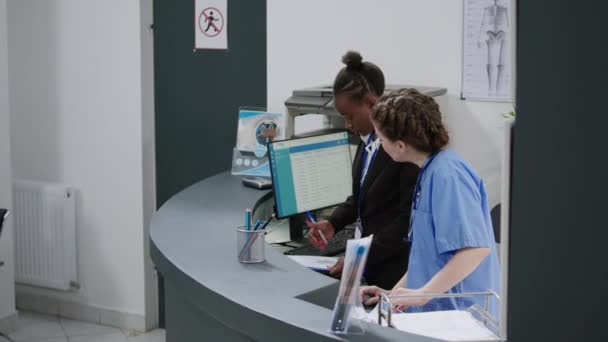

284,228,354,256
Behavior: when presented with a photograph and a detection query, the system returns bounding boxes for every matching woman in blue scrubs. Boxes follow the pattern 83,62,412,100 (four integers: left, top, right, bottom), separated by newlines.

361,88,500,316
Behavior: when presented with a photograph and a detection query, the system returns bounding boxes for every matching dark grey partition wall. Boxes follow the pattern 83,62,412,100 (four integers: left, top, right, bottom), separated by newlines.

153,0,267,207
152,0,267,327
510,1,608,341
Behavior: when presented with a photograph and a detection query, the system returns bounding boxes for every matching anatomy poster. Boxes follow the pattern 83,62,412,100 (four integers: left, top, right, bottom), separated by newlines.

462,0,513,101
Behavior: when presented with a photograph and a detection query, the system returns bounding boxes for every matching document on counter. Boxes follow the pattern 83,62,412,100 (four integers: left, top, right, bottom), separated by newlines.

367,308,499,341
287,255,338,273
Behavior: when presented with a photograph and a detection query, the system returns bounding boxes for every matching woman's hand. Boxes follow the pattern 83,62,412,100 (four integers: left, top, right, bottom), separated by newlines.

360,285,389,306
389,288,431,312
328,256,344,278
305,219,335,250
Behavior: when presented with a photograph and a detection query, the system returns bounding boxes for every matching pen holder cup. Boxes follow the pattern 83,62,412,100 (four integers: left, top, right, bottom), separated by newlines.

236,226,266,263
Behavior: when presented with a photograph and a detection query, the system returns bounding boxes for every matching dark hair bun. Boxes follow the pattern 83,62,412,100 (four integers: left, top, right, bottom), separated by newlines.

342,50,363,70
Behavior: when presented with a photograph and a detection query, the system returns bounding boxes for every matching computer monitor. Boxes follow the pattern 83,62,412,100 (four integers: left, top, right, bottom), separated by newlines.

268,131,353,219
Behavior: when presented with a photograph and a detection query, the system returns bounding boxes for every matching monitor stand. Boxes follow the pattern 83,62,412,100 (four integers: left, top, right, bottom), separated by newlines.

289,215,305,242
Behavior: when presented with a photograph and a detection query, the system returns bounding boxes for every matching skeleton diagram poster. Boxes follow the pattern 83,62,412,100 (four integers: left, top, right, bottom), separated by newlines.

462,0,513,101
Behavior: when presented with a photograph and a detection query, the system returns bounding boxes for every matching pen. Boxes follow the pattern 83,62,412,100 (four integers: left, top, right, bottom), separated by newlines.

258,213,276,231
305,211,316,223
306,211,328,246
245,208,251,231
252,219,262,231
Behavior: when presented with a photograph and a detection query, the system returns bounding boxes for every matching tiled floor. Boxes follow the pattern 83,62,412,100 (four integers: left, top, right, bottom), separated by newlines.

5,311,165,342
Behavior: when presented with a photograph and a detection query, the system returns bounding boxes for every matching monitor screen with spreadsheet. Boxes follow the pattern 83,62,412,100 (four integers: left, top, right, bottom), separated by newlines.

268,132,353,219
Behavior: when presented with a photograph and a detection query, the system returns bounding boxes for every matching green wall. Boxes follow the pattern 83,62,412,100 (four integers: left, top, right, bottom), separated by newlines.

509,0,608,340
153,0,267,326
154,0,267,207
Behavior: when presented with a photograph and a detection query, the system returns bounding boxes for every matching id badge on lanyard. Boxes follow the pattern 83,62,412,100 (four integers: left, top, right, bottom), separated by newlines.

356,133,378,240
407,152,439,242
354,218,363,239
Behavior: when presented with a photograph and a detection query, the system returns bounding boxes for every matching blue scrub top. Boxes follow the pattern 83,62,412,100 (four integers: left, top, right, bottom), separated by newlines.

405,148,500,317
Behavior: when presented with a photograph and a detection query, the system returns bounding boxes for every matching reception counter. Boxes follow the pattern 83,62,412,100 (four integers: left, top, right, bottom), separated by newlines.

150,171,443,341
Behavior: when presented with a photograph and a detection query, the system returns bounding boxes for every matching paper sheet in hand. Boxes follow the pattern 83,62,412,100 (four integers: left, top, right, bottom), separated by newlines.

287,255,338,272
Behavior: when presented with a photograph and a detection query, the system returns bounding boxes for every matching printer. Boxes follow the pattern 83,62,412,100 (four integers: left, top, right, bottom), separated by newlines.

284,84,448,138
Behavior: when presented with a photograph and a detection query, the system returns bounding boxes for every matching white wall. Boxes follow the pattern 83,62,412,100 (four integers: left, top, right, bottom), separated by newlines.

7,0,153,325
268,0,514,206
139,0,158,330
0,0,16,328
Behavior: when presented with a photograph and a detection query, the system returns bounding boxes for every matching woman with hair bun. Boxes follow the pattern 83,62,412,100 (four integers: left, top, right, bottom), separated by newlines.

360,88,500,317
306,51,420,289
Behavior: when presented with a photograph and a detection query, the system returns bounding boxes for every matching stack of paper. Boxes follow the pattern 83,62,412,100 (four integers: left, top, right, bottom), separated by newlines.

368,308,499,341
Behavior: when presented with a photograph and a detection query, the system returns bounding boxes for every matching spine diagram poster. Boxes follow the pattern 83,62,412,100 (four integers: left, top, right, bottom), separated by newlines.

462,0,513,102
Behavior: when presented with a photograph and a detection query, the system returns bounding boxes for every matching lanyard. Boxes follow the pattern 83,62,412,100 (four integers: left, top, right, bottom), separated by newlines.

357,132,379,218
407,151,440,241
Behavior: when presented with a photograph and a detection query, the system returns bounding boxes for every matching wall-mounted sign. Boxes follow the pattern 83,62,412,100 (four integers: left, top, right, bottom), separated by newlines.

195,0,227,50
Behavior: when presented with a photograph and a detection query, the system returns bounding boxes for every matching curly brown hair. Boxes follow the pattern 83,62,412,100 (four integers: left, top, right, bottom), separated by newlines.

371,88,449,154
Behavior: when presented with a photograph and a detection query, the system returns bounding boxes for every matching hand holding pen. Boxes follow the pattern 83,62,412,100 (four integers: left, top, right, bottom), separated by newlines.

304,211,334,250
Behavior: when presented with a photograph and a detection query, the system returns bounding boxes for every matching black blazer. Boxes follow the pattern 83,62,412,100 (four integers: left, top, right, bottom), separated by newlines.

328,142,419,289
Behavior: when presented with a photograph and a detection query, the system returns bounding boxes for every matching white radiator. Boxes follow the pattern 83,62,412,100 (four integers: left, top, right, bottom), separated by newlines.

13,180,77,291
